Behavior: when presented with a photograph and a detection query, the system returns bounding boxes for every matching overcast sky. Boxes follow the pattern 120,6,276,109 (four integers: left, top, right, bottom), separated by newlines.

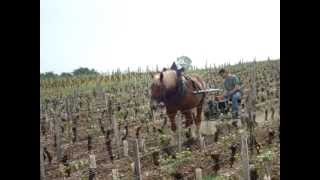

40,0,280,74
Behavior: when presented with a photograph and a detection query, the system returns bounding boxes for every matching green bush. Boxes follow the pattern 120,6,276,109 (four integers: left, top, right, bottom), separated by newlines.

202,174,227,180
159,149,192,175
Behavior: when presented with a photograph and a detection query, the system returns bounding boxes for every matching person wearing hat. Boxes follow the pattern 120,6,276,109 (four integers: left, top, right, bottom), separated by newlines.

218,68,242,119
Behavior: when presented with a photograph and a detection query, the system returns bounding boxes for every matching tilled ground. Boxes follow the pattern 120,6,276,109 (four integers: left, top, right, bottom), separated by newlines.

43,106,280,180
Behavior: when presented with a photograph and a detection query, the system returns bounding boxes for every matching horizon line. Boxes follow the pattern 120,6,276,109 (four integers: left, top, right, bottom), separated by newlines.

40,57,280,75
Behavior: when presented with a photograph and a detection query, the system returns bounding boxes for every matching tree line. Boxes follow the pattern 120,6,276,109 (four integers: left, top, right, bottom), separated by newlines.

40,56,193,80
40,67,99,79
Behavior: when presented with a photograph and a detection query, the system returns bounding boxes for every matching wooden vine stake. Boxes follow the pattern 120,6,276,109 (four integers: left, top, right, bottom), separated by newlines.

271,107,275,121
136,126,145,154
123,140,129,157
200,135,206,152
47,111,53,136
133,139,142,180
66,97,73,144
131,162,135,173
177,112,182,152
89,151,97,180
195,168,202,180
240,130,250,180
112,169,120,180
40,137,46,180
104,92,110,131
190,123,196,139
110,98,121,157
139,137,146,153
247,60,257,142
54,109,62,161
252,60,257,121
152,109,156,122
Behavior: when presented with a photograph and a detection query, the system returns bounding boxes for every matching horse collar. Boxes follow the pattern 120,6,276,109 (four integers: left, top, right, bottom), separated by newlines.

161,76,187,105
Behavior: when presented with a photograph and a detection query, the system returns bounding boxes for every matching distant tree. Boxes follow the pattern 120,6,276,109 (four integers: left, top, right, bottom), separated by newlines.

60,72,73,78
72,67,99,76
177,56,192,70
40,72,58,79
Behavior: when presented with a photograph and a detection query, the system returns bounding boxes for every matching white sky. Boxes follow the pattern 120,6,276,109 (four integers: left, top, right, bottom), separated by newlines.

40,0,280,74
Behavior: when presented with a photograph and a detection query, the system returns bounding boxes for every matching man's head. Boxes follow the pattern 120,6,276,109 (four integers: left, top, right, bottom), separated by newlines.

218,68,228,79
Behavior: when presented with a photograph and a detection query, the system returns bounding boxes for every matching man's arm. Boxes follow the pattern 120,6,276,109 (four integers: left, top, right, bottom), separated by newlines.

224,76,240,97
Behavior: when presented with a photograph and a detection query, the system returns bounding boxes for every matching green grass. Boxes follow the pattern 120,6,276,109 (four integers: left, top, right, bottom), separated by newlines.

202,174,227,180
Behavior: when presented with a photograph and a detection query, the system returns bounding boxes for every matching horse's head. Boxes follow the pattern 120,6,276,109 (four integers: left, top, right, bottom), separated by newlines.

150,71,164,108
150,62,184,109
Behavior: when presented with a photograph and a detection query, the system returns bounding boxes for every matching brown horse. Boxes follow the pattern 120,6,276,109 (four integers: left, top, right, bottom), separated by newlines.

150,63,207,136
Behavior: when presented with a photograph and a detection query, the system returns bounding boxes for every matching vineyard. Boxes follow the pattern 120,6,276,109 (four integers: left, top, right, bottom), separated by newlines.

40,59,280,180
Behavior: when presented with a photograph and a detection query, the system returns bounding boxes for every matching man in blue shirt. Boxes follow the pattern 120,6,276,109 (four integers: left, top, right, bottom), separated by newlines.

219,68,242,119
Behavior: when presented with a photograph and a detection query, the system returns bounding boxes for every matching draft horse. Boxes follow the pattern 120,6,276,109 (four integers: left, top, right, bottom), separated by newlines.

150,62,207,137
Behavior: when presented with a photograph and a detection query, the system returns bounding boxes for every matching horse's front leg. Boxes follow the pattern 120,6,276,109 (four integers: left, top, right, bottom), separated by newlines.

167,110,178,132
182,110,194,128
183,109,198,139
167,110,179,147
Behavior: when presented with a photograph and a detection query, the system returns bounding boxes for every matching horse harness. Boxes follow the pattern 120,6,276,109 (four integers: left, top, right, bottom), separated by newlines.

183,75,206,107
160,74,206,107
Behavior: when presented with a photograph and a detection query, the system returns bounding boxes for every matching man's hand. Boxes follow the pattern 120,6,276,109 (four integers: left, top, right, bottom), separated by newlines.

223,91,229,98
225,85,240,98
